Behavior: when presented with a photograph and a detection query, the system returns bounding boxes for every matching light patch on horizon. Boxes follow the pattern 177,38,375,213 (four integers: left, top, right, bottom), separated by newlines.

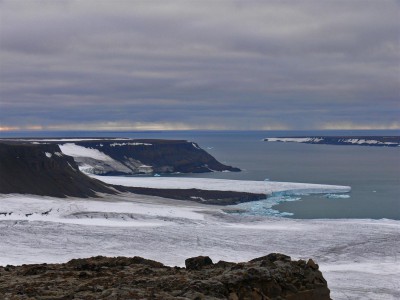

0,126,20,132
321,122,400,130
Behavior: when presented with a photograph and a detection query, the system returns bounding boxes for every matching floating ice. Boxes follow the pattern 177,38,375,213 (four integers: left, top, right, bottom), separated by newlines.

325,193,351,199
227,194,299,217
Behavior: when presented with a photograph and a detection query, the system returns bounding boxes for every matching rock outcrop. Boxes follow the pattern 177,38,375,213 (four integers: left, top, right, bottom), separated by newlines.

0,254,331,299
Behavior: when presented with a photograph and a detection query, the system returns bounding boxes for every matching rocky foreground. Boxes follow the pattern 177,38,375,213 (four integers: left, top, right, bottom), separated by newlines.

0,254,330,300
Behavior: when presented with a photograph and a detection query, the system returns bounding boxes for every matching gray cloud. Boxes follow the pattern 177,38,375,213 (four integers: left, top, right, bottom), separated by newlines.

0,0,399,130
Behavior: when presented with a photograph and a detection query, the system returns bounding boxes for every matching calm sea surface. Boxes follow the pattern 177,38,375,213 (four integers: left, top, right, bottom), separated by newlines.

2,130,399,220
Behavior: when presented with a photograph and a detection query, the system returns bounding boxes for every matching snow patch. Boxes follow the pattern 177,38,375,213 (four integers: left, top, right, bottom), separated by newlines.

266,137,323,143
20,138,132,142
59,143,114,162
109,142,152,147
45,152,52,158
192,142,201,149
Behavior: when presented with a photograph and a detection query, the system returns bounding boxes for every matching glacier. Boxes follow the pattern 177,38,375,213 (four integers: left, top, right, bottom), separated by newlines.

0,193,399,300
90,175,351,196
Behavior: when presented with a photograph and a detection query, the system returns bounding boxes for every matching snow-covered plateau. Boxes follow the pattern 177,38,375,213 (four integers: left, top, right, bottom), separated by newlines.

1,191,399,300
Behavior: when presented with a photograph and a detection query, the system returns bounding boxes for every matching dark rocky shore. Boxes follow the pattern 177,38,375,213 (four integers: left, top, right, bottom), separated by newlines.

0,141,263,204
0,254,330,300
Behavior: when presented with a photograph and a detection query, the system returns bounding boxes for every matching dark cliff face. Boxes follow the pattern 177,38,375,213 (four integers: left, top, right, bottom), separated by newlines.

70,139,240,174
0,142,117,197
0,254,331,300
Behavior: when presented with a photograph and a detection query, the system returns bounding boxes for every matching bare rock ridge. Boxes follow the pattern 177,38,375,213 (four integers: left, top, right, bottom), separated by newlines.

0,254,331,299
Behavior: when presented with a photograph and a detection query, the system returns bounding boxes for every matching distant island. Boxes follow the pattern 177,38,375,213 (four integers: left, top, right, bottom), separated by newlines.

264,136,400,147
2,138,240,175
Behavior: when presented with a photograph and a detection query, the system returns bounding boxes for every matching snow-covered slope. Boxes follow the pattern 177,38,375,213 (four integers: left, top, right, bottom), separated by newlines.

59,143,134,175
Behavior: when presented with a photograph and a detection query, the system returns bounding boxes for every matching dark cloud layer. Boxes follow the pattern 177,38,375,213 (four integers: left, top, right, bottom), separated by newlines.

1,0,399,130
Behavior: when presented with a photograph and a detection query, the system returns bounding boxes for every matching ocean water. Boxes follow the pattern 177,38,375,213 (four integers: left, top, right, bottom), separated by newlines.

2,130,399,219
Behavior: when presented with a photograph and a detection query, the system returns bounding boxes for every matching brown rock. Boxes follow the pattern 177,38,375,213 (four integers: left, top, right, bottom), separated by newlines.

0,254,331,300
306,259,319,270
185,256,214,270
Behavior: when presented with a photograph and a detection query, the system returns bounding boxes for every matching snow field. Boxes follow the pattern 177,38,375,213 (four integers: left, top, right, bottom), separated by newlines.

91,175,351,196
0,193,398,300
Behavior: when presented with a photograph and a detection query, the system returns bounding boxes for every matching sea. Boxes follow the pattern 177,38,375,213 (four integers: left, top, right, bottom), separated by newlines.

2,129,399,220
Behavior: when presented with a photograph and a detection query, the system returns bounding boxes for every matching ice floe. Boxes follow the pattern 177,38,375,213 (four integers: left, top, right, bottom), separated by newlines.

324,193,351,199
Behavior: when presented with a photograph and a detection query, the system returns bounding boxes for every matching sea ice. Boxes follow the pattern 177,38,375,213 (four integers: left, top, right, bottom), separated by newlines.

324,193,351,199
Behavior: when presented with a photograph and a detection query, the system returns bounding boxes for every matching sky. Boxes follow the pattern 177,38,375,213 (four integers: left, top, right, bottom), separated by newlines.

0,0,399,131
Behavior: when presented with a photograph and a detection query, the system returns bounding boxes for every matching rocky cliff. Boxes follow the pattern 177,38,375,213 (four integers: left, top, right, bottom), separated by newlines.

0,142,117,198
0,254,331,300
57,139,240,175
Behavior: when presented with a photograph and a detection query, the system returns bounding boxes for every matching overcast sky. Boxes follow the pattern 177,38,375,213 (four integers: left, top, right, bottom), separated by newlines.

1,0,399,131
